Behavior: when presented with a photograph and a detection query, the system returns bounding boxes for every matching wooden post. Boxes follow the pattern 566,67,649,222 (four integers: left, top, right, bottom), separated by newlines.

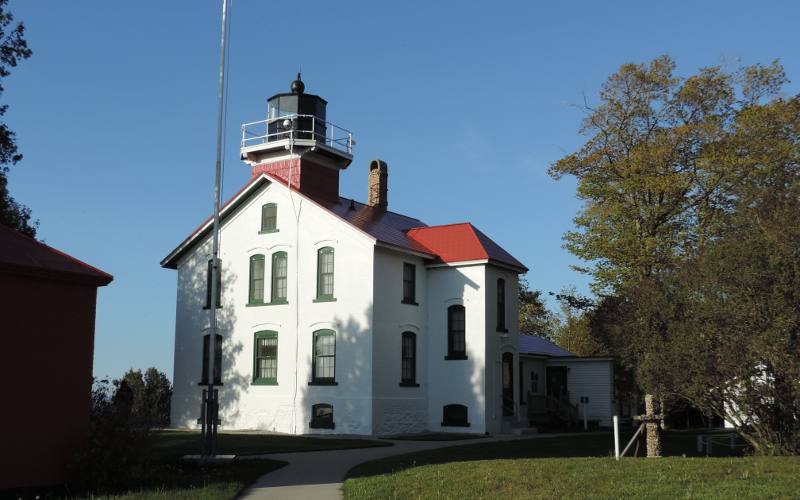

613,415,620,460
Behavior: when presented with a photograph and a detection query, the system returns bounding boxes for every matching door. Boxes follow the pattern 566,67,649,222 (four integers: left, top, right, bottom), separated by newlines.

502,352,514,416
546,366,568,400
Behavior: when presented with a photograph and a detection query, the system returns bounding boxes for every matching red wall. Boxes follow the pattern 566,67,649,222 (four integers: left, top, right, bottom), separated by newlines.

0,273,98,489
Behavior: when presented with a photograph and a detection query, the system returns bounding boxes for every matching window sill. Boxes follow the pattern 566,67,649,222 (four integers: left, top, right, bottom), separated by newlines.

399,382,420,387
309,422,335,429
313,297,337,303
247,301,288,307
441,421,471,427
252,379,278,386
258,229,279,234
401,299,419,306
202,305,222,310
308,380,338,386
444,354,468,361
496,327,509,333
197,382,223,386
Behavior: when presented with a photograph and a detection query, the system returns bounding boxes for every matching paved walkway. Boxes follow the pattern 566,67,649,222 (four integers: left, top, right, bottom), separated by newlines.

238,434,528,500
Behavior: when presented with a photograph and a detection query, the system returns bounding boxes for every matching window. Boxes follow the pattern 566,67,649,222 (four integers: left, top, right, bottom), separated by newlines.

260,203,277,233
316,247,335,301
311,329,336,384
531,371,539,393
309,403,334,429
497,278,507,331
400,331,417,386
519,361,525,404
271,251,288,303
248,254,265,304
402,262,417,304
253,331,278,385
446,305,466,360
441,404,469,427
201,334,222,385
204,260,222,309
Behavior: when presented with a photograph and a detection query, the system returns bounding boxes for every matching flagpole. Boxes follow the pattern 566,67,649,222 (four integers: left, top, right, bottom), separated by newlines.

205,0,229,457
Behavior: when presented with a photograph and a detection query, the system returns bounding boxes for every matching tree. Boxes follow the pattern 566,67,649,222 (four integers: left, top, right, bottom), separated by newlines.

550,287,603,356
632,96,800,454
115,367,172,427
0,0,34,236
518,276,557,338
549,55,789,455
144,367,172,427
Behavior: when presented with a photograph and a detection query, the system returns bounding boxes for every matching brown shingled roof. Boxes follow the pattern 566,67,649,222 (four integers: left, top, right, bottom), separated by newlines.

0,224,113,286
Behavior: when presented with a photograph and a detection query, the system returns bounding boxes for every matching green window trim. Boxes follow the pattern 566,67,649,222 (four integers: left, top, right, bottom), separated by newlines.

271,251,288,304
261,203,278,233
248,254,265,305
316,247,335,301
201,333,223,385
204,260,222,309
311,329,336,384
402,262,417,304
497,278,507,332
400,331,418,386
253,330,278,385
446,304,467,360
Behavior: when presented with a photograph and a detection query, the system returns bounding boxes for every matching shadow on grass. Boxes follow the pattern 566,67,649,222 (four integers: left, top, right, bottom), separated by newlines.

382,433,488,442
152,430,392,462
347,430,744,479
90,459,288,500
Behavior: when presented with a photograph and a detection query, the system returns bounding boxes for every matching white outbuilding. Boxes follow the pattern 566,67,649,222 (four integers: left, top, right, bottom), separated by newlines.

518,334,615,428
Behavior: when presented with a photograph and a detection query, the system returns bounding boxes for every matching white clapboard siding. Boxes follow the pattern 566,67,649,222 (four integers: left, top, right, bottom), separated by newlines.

547,359,614,426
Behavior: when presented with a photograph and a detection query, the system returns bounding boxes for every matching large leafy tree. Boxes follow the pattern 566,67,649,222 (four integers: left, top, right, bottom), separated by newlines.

633,96,800,454
0,0,34,236
549,55,785,294
550,55,792,453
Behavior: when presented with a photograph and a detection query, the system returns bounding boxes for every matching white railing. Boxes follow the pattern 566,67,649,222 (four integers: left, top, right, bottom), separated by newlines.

241,114,353,155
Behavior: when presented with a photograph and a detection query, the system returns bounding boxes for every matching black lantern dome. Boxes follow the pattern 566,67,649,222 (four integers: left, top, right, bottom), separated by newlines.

267,74,327,142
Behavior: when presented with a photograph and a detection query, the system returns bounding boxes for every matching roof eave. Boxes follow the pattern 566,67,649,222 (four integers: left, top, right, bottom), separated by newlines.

160,175,272,269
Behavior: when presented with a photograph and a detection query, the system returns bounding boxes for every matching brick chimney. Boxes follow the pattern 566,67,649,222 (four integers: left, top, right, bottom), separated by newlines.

367,159,388,210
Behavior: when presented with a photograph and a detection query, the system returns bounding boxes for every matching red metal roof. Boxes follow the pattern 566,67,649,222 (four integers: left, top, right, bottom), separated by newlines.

161,173,527,272
0,224,113,286
406,223,528,271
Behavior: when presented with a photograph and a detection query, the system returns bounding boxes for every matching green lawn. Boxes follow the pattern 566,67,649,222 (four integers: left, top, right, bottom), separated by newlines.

344,456,800,499
344,431,800,499
80,431,390,499
151,429,391,461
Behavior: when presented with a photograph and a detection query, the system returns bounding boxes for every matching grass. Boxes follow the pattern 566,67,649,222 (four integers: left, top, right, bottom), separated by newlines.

97,459,287,500
151,429,391,461
344,456,800,499
344,431,800,499
76,431,390,499
382,432,487,441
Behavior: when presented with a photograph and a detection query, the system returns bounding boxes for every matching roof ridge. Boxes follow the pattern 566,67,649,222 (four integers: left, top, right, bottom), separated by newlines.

339,196,427,223
405,221,474,232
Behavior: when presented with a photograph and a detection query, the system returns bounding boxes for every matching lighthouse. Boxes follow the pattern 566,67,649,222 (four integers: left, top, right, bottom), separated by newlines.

240,74,354,202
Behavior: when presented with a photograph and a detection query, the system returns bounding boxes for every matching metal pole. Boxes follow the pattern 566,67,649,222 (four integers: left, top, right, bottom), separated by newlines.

613,415,620,460
204,0,229,457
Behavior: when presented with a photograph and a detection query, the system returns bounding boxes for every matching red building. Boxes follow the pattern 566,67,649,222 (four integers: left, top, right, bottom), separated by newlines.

0,224,112,490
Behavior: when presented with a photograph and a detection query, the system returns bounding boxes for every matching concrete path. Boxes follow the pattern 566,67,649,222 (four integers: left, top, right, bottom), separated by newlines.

238,434,541,500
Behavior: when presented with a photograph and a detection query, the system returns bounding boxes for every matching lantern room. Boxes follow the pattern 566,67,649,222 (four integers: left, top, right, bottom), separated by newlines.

240,74,353,168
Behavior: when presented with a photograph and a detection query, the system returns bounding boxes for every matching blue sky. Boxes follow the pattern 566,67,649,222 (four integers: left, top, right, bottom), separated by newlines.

6,1,799,380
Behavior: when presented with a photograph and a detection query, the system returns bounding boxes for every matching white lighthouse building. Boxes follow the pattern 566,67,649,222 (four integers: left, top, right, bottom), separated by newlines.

161,76,530,435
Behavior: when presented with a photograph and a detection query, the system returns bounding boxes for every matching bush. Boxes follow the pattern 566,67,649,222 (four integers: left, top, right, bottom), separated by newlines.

67,368,172,495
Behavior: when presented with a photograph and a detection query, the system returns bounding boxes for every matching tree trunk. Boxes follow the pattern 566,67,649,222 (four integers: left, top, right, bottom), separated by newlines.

645,394,662,458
